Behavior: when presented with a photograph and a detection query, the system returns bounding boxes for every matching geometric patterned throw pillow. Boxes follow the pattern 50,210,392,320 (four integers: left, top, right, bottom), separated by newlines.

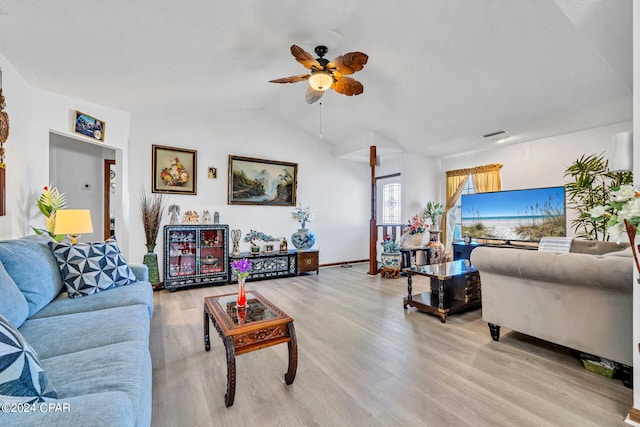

0,314,57,403
48,237,136,299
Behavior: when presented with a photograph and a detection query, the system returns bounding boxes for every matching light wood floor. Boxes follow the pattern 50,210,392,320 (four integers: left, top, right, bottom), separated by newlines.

150,265,632,427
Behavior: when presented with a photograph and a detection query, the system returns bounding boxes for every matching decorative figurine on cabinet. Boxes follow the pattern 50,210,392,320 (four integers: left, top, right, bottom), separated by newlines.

280,238,288,253
182,210,199,224
202,210,212,224
168,204,180,225
231,229,241,256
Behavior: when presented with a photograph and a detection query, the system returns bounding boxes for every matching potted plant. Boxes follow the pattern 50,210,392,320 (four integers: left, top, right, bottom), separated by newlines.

565,153,632,240
380,234,402,274
423,201,444,229
400,214,428,249
32,184,67,242
138,189,166,287
243,230,279,254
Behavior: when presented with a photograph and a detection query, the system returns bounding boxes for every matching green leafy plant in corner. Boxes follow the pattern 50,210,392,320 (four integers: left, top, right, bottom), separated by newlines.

564,153,632,240
32,184,67,242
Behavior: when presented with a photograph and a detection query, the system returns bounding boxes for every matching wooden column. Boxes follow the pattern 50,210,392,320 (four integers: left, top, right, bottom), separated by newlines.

369,146,378,275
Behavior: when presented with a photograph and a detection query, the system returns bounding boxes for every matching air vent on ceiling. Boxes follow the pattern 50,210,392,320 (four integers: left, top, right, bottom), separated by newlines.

482,130,508,138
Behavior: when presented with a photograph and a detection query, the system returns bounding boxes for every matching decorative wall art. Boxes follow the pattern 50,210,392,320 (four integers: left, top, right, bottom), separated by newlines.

73,110,105,142
152,145,197,195
208,167,217,179
228,155,297,206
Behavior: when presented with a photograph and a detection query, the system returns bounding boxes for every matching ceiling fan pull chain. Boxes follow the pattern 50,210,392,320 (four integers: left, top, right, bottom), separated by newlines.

319,101,323,139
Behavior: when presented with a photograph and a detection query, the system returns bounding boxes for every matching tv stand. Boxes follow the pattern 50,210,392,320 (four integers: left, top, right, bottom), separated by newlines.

453,240,538,260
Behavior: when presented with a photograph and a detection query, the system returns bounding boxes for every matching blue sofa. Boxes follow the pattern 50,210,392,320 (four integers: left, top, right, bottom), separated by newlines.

0,235,153,427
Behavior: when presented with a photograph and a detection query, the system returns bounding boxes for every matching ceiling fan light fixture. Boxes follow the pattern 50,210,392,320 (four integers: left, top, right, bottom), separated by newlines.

308,71,333,92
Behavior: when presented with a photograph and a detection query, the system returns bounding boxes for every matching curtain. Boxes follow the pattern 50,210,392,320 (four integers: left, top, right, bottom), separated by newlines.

442,164,502,260
471,163,503,193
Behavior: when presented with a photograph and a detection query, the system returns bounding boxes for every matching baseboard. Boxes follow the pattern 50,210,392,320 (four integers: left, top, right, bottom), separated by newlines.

628,407,640,424
320,259,368,268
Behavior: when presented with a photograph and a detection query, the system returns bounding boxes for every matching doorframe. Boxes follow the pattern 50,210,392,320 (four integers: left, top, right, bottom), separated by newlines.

104,159,115,240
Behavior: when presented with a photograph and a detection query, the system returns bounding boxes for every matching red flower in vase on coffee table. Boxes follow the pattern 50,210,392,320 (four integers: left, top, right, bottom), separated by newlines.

230,258,252,308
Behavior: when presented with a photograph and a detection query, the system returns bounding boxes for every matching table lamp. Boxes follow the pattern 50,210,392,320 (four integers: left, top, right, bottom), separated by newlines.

54,209,93,244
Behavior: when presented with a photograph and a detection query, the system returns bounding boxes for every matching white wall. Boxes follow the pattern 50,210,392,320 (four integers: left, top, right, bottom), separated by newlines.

441,121,633,191
49,133,115,243
0,54,131,252
376,152,441,223
127,108,371,271
630,0,640,417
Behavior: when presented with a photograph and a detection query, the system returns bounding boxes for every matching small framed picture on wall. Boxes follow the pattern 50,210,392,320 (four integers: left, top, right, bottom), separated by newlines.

208,167,217,179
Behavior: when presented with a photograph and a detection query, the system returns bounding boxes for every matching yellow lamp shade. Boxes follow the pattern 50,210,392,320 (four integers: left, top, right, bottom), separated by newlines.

54,209,93,243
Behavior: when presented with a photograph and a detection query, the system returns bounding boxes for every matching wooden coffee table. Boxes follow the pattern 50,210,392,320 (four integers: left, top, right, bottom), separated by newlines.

403,260,481,323
203,290,297,407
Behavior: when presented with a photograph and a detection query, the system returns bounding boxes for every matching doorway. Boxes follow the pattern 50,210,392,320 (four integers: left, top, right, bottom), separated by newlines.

104,159,116,240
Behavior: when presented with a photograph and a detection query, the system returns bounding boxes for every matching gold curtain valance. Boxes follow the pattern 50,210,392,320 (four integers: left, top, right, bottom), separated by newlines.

446,163,503,178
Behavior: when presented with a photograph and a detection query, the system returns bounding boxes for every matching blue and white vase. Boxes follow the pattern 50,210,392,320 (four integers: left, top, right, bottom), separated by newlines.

291,225,316,250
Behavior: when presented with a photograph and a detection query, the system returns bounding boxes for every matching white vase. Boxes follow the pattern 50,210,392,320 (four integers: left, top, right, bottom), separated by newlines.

401,232,426,249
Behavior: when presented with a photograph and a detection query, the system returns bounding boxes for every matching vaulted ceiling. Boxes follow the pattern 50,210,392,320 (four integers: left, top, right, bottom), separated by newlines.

0,0,632,159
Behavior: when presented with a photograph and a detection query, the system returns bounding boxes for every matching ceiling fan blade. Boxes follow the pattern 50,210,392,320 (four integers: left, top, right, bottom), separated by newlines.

305,87,323,104
328,52,368,75
291,45,322,69
269,74,310,84
334,76,364,96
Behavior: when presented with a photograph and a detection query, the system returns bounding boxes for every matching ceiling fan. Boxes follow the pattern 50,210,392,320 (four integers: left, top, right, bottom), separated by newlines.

269,45,368,104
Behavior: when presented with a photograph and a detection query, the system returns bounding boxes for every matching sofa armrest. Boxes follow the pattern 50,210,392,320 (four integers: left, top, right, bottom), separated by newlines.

129,263,149,282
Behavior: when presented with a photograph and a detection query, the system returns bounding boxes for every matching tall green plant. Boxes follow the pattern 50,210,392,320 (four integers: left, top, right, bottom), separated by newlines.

564,153,632,240
32,184,67,242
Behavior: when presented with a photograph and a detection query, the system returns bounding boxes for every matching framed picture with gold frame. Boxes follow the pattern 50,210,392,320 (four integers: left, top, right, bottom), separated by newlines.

228,155,297,206
73,110,105,142
152,145,197,195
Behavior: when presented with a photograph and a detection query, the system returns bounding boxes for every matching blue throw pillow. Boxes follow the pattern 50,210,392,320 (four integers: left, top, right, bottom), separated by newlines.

0,314,57,403
48,237,136,298
0,260,29,328
0,236,64,317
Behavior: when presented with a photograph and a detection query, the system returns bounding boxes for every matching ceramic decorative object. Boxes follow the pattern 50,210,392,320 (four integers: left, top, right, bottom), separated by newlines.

381,252,402,270
280,238,288,253
426,230,445,264
231,229,241,256
291,226,316,250
168,204,180,225
143,244,160,286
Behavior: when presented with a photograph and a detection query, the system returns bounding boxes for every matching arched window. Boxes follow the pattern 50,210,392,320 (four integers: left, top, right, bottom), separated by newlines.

382,183,401,224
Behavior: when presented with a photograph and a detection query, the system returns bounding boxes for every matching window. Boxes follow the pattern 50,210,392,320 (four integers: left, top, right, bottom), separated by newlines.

454,176,474,239
382,183,401,224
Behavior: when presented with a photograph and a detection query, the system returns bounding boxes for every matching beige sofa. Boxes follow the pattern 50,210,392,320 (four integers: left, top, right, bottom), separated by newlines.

471,240,633,371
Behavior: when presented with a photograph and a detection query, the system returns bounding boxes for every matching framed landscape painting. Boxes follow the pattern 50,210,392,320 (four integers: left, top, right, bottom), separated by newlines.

228,155,297,206
152,145,197,195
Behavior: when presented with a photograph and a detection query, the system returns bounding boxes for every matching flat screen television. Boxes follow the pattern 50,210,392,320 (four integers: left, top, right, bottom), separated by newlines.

460,186,566,243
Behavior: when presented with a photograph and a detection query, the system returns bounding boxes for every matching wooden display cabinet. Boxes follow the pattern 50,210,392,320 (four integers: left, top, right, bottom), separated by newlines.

297,250,319,275
163,225,229,291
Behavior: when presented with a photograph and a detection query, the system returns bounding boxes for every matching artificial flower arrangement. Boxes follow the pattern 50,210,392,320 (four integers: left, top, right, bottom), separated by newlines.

381,234,402,253
161,156,190,187
32,184,67,242
405,214,428,235
230,258,252,280
590,184,640,273
589,185,640,241
230,258,252,308
291,204,314,229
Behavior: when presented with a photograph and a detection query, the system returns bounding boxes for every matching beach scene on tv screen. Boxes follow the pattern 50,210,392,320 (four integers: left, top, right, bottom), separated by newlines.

461,186,566,241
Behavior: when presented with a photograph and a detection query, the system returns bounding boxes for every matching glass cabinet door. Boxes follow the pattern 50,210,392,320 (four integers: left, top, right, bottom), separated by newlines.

199,228,226,274
167,229,197,278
